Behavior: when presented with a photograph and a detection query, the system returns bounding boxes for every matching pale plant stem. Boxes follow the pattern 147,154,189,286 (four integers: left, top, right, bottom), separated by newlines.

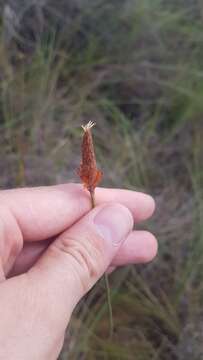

90,189,114,338
104,272,114,339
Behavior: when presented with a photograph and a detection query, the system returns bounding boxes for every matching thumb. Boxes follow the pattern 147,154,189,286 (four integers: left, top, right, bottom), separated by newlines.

29,203,133,321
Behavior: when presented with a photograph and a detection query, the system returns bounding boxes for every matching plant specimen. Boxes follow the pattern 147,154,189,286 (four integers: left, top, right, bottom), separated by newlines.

78,121,102,207
78,121,113,338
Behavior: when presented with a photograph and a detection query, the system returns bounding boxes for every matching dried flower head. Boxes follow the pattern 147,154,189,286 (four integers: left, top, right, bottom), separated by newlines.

77,121,113,337
78,121,102,199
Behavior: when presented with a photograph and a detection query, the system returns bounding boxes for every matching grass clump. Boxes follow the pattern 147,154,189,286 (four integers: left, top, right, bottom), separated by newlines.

0,0,202,359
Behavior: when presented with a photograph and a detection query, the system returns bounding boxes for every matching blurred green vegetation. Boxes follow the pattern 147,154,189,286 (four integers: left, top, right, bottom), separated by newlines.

0,0,203,359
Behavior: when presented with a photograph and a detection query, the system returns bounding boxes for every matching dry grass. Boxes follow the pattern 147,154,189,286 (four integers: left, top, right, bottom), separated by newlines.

0,1,202,359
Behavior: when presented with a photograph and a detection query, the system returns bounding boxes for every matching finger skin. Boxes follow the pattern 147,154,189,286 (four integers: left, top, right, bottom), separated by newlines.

112,231,158,266
28,203,134,314
0,188,156,360
0,275,65,360
0,203,134,360
10,231,158,277
0,184,155,242
0,262,5,282
0,205,23,276
95,187,155,221
9,240,52,277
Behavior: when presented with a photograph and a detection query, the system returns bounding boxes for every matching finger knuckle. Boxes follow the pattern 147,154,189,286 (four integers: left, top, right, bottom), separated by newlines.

56,232,104,292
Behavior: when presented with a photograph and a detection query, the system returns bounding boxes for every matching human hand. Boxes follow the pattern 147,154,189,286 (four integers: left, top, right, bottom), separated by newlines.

0,183,157,359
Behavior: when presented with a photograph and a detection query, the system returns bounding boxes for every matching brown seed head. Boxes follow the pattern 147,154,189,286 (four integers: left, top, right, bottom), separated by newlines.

78,121,102,193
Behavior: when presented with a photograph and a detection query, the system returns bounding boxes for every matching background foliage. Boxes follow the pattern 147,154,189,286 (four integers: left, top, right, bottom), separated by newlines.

0,1,202,358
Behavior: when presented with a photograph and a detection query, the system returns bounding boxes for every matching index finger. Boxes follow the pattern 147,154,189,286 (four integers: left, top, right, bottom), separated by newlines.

0,183,155,242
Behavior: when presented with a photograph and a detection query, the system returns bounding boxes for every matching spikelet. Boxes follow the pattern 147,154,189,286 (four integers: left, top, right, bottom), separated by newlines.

77,122,113,338
78,122,102,205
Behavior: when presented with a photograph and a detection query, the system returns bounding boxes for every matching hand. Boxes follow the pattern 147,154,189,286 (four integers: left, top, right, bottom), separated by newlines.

0,183,157,359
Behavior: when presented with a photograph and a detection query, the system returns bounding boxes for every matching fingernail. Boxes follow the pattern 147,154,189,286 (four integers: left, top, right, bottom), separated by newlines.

94,204,133,246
